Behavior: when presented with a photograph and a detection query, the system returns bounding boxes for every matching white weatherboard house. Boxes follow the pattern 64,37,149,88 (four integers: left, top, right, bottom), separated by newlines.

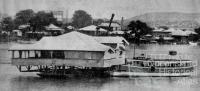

10,31,124,70
94,36,129,61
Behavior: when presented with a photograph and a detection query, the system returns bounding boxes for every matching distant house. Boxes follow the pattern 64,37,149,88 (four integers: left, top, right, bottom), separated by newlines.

18,24,30,30
152,28,197,44
152,28,172,37
152,28,174,43
78,25,107,36
170,29,191,44
45,24,64,36
12,30,22,37
99,22,121,31
18,24,31,36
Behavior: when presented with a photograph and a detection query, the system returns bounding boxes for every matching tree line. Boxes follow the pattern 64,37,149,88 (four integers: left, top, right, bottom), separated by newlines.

0,9,100,32
0,9,156,44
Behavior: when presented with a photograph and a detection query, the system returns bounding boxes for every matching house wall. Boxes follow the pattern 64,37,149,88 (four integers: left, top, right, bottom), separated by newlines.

152,32,171,37
12,50,122,67
13,50,104,60
79,31,106,36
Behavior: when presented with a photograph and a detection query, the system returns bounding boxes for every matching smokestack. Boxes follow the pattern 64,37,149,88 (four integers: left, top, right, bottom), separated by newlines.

121,17,124,31
66,9,68,23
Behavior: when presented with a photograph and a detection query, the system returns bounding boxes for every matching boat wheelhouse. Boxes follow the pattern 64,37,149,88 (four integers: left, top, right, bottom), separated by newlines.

111,52,195,77
9,31,125,77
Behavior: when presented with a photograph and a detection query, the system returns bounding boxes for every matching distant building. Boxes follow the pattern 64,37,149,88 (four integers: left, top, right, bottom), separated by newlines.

78,25,107,36
45,24,64,36
170,29,190,44
45,10,64,22
12,30,22,37
52,11,64,22
151,28,174,43
99,22,121,31
152,27,197,44
152,28,172,37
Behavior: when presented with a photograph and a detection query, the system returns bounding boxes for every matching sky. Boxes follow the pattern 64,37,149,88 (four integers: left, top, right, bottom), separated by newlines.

1,0,200,20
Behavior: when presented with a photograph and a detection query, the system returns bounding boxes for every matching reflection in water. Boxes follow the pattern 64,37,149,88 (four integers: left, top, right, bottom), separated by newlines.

10,76,109,91
9,76,200,91
0,43,200,91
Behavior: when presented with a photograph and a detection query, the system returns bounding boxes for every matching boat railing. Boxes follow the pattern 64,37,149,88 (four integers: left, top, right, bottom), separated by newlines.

126,58,193,68
125,65,194,69
145,54,192,60
123,65,194,73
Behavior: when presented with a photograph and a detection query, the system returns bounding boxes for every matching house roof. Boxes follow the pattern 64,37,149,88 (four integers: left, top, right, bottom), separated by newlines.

99,23,120,27
171,29,188,36
153,29,171,33
153,28,197,36
94,36,129,45
10,31,112,52
79,25,107,32
45,24,64,31
18,24,30,29
144,34,152,37
184,30,197,35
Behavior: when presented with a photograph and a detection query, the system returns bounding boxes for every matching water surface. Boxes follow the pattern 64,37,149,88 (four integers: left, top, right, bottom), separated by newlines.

0,43,200,91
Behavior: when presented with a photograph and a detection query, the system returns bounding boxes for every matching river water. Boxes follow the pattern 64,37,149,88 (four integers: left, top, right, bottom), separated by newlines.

0,43,200,91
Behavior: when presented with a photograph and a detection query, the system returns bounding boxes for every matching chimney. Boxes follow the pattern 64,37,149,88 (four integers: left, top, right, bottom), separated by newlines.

121,17,124,31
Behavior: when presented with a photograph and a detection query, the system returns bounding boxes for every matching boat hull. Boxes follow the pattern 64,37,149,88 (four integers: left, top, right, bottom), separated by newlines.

110,72,193,77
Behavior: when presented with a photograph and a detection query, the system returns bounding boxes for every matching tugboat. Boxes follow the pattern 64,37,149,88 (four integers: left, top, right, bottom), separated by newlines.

111,51,195,77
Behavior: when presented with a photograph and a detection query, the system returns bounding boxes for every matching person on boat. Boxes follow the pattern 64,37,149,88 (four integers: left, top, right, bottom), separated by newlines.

150,65,156,72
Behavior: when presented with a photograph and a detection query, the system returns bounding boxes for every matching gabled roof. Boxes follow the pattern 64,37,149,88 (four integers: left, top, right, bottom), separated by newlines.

79,25,107,32
171,29,188,36
45,24,63,31
153,29,171,33
10,31,112,52
18,24,30,29
99,23,120,27
94,36,129,45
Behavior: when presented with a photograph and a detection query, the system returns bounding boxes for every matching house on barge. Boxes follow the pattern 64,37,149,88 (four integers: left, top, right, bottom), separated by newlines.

94,36,129,58
9,31,125,77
